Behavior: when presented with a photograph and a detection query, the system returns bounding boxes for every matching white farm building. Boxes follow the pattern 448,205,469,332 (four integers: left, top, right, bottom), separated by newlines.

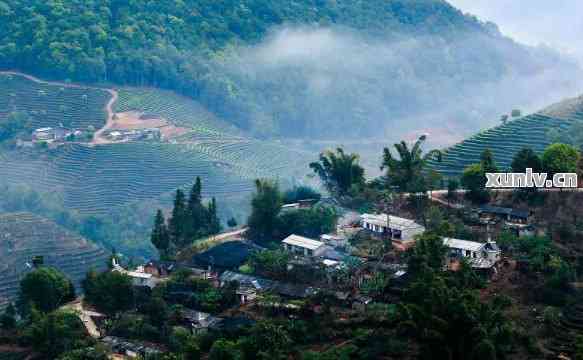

360,213,425,241
282,234,325,257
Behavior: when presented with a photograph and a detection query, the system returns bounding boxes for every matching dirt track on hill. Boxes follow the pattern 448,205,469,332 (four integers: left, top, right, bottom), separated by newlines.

0,70,118,145
92,88,118,144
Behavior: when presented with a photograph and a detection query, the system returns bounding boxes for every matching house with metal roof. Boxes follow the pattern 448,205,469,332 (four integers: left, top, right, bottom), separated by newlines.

282,234,326,257
360,213,425,243
478,205,531,224
442,238,501,269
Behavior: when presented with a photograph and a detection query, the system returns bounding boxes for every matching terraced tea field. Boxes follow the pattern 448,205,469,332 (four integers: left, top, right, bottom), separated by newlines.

114,88,242,138
0,73,312,215
0,72,110,130
427,113,574,178
0,212,109,309
0,143,259,215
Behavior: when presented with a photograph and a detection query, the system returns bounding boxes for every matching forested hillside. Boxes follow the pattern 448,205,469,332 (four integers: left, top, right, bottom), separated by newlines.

1,0,580,140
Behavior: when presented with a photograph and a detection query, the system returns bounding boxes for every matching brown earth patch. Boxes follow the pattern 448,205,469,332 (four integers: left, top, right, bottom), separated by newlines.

111,111,168,129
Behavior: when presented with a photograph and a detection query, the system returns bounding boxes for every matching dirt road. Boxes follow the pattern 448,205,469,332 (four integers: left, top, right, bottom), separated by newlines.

0,70,119,145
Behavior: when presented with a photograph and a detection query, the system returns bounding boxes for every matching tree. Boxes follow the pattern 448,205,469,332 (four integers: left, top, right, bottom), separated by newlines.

381,135,441,193
309,148,365,196
461,163,489,204
169,189,187,247
151,209,170,259
186,177,205,239
480,149,498,173
0,303,17,329
209,339,241,360
542,143,580,176
406,232,448,276
500,114,509,125
82,270,134,315
227,217,238,228
511,147,542,173
24,310,91,359
446,179,459,201
283,186,322,203
246,180,282,245
399,274,513,360
19,267,75,313
207,197,222,235
58,346,110,360
277,206,338,241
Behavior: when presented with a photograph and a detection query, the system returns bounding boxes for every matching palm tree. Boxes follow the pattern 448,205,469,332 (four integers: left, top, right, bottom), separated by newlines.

381,135,441,193
309,147,365,196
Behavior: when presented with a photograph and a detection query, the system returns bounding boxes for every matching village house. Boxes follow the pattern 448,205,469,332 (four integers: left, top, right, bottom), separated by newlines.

101,336,161,358
180,309,222,335
143,260,175,278
32,127,70,143
219,271,317,304
442,238,501,270
360,213,425,248
478,205,531,224
112,259,158,288
282,234,326,257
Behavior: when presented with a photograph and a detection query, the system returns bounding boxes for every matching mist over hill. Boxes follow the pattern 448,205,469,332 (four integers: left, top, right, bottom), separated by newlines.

0,0,581,143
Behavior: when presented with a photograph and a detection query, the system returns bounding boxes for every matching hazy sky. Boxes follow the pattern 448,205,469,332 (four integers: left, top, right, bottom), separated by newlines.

448,0,583,60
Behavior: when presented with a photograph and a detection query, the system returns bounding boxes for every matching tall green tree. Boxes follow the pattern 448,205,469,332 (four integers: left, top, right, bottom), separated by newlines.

19,267,75,313
381,135,441,193
169,189,187,247
399,274,513,360
480,148,498,173
246,179,282,245
207,197,221,235
542,143,580,176
82,270,134,315
186,177,205,239
310,148,365,196
24,310,92,359
151,209,170,259
511,147,542,173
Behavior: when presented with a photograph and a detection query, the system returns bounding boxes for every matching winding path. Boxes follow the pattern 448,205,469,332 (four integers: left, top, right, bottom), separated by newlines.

0,70,118,145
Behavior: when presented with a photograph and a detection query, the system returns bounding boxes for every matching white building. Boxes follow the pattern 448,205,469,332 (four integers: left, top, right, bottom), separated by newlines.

442,238,501,269
360,213,425,241
282,234,325,257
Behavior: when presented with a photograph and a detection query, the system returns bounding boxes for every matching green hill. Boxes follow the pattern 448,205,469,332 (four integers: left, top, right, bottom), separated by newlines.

1,0,579,139
427,98,583,177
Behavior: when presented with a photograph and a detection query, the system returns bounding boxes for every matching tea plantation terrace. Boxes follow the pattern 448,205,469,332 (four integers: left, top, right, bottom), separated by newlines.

0,73,109,130
0,212,109,309
427,113,573,178
0,143,255,215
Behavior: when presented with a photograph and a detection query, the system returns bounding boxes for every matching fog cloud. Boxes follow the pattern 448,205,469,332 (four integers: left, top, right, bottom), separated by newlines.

221,26,583,145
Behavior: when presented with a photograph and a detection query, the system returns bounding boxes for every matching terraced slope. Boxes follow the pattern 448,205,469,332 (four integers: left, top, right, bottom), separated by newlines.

0,73,311,215
114,88,242,138
0,212,109,309
548,299,583,356
427,113,574,178
0,72,110,130
0,143,256,215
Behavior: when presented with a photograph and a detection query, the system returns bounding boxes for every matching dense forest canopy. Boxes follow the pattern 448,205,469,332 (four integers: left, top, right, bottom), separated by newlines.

0,0,580,139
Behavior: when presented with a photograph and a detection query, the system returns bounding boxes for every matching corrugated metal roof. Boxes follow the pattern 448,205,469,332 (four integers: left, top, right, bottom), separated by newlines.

282,234,324,250
360,213,425,231
443,238,485,252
